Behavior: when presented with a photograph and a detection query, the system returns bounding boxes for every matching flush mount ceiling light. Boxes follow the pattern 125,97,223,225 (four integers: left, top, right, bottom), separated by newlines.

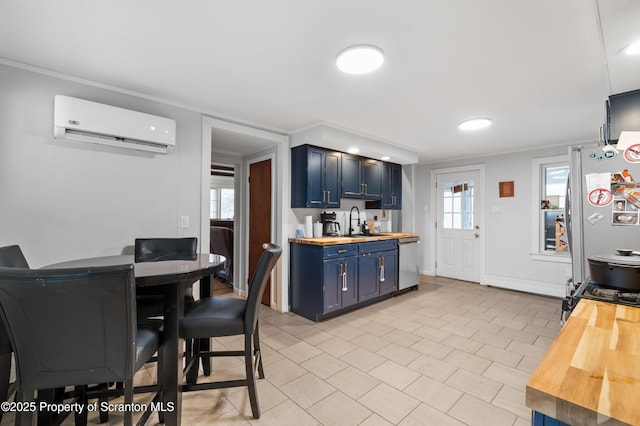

458,118,492,131
347,147,360,154
624,40,640,56
336,45,384,74
381,156,391,161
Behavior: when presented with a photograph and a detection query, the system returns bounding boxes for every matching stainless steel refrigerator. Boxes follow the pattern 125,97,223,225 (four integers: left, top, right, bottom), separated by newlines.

567,144,640,295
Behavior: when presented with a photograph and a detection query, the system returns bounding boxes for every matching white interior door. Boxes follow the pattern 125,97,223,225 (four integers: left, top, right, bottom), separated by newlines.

436,170,481,282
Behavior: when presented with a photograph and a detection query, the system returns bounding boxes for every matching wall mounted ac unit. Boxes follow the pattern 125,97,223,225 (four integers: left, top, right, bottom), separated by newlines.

53,95,176,154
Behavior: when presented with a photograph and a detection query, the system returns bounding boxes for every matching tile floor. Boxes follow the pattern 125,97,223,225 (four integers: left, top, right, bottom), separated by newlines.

3,276,563,425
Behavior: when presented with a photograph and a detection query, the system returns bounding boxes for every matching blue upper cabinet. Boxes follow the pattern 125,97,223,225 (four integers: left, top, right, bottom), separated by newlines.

366,162,402,209
291,145,341,208
341,154,382,200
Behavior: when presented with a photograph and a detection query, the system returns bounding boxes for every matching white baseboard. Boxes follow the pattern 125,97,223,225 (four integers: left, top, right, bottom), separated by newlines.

482,274,565,298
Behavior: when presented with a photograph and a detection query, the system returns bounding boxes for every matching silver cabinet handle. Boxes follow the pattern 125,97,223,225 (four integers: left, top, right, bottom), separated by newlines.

379,257,385,282
327,190,330,203
342,263,348,291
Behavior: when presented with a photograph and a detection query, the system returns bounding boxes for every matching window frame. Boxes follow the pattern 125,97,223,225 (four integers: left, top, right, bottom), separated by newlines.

530,155,571,263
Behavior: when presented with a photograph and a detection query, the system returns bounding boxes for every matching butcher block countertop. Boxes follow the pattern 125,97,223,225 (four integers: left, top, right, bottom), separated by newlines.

526,299,640,425
289,232,419,246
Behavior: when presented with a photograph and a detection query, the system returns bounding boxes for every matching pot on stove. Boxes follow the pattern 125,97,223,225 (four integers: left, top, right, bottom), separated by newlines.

588,251,640,291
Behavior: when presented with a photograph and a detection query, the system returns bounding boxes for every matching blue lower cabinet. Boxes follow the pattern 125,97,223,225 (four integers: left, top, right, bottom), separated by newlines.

323,256,358,313
532,411,570,426
290,241,398,321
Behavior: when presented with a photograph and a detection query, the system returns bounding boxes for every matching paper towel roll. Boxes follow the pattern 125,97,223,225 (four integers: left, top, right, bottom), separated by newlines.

313,222,323,238
304,215,313,238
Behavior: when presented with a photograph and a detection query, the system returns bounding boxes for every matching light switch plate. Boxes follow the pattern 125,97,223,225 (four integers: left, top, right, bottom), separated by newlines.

180,216,189,228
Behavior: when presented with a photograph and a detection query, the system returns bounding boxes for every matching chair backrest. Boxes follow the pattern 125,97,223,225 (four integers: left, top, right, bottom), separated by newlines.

209,226,233,260
244,243,282,334
134,237,197,262
0,245,29,355
0,264,137,392
0,245,29,269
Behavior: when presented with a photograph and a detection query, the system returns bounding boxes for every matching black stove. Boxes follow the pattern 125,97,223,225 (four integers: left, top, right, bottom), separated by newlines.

561,280,640,323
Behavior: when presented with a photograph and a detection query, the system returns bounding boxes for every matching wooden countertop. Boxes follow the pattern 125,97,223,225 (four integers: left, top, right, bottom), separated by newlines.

288,232,419,246
526,299,640,425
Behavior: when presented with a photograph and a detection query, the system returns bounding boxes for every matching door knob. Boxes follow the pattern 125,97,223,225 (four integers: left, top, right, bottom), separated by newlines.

475,233,480,238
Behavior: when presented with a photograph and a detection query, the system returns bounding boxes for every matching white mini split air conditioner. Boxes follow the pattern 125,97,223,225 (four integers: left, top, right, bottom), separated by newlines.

53,95,176,154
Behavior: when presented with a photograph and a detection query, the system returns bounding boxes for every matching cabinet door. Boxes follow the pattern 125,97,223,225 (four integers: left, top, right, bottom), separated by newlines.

379,250,398,295
358,253,380,302
324,150,341,208
323,257,357,313
307,147,326,207
362,159,382,199
390,163,402,208
341,154,362,198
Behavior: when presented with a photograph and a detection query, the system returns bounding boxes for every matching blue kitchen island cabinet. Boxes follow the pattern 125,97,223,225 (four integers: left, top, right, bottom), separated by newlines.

290,239,398,321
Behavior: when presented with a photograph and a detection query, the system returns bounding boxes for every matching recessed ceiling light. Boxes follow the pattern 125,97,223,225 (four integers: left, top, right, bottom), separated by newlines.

336,45,384,75
624,40,640,56
458,118,492,131
347,147,360,154
381,156,391,161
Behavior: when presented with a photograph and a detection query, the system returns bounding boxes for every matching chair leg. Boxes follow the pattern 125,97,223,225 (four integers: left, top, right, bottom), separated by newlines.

200,337,212,376
74,385,88,426
185,338,199,385
245,333,260,419
123,378,133,426
253,322,264,379
0,353,11,423
15,390,34,426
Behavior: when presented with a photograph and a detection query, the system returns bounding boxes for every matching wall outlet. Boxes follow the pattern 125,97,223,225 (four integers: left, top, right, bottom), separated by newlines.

180,216,189,228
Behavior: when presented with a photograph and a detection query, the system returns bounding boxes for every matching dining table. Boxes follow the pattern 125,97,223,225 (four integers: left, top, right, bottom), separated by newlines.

44,253,226,426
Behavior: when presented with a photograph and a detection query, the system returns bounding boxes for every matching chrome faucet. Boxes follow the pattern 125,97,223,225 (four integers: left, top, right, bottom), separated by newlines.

349,206,360,236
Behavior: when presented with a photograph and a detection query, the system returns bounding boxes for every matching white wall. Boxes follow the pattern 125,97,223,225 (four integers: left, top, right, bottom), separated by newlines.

415,145,585,297
0,64,204,267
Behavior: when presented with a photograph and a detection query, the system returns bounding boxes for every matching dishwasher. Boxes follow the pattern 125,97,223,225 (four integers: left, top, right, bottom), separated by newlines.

398,236,420,290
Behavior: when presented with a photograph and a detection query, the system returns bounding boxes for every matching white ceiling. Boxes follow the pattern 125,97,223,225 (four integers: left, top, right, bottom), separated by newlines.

1,0,639,163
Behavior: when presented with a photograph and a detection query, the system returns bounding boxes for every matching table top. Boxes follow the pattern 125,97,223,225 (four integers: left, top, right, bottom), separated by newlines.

526,299,640,425
44,253,226,287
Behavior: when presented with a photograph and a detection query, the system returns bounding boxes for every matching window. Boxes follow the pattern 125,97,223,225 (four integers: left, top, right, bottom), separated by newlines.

210,188,234,219
442,180,474,230
531,155,570,262
210,167,235,220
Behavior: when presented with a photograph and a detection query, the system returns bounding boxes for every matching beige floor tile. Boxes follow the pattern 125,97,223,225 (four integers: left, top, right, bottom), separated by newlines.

264,356,308,387
403,375,463,412
482,363,532,391
300,352,349,379
341,347,387,372
307,391,372,425
314,336,358,358
475,344,523,368
358,383,421,424
445,368,502,403
369,360,421,390
398,403,465,426
442,349,492,374
407,354,458,382
280,373,336,409
326,365,381,399
376,342,421,366
359,413,394,426
448,394,517,426
251,400,319,426
279,340,323,364
471,330,513,349
410,338,454,360
441,334,484,353
351,332,393,352
492,385,531,419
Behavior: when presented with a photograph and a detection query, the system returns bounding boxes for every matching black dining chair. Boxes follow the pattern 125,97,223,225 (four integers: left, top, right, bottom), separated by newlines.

180,243,282,419
133,237,199,320
0,264,163,426
0,245,30,421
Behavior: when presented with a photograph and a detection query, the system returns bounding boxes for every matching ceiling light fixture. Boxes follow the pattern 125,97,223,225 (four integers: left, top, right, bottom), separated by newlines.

624,40,640,56
336,45,384,75
458,118,492,131
381,156,391,161
347,147,360,154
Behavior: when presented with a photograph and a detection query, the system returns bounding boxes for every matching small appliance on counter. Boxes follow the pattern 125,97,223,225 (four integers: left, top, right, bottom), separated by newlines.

320,211,341,236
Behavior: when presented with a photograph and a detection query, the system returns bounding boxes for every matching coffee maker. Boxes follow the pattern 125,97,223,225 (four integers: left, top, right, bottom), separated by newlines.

321,211,341,236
